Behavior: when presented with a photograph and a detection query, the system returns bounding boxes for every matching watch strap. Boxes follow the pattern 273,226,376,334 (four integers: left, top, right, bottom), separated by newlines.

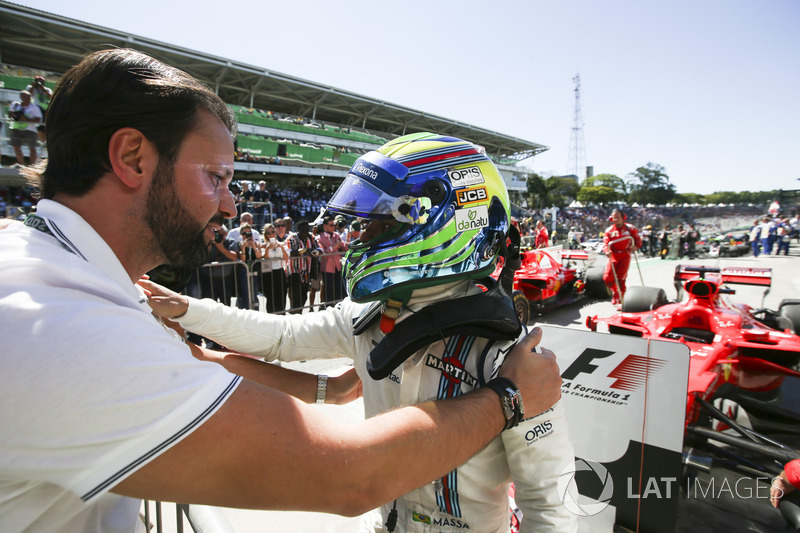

315,374,328,404
484,377,525,431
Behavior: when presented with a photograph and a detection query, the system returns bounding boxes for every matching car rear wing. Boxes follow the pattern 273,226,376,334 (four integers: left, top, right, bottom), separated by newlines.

674,265,772,304
674,265,772,287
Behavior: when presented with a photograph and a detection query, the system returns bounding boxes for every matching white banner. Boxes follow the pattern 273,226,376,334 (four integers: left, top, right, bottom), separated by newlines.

540,325,691,532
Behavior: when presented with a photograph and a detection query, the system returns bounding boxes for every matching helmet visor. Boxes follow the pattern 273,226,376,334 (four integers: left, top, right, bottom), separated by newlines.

328,152,430,224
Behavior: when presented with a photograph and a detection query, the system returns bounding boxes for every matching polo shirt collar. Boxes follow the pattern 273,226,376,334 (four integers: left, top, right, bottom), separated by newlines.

35,199,143,304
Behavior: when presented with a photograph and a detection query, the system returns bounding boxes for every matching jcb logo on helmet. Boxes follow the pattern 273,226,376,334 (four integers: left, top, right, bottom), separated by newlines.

455,206,489,231
456,186,488,206
447,166,484,187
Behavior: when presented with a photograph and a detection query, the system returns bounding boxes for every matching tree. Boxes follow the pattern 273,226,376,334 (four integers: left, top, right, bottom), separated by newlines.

578,185,619,206
525,173,550,209
546,176,580,208
627,163,676,205
673,193,706,205
578,173,627,205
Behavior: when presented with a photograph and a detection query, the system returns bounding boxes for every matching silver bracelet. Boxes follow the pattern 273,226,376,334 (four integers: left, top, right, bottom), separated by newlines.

315,374,328,404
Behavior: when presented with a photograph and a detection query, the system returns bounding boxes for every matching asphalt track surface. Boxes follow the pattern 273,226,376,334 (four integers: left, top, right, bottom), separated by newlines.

151,242,800,532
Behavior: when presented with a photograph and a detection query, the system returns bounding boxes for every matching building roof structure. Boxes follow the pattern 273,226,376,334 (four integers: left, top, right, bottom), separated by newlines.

0,1,547,163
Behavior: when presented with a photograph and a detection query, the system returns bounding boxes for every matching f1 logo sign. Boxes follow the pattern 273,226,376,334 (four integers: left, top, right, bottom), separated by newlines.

561,348,614,380
562,348,666,391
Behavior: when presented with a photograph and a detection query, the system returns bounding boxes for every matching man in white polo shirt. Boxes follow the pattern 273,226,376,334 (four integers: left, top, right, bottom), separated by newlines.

0,49,561,532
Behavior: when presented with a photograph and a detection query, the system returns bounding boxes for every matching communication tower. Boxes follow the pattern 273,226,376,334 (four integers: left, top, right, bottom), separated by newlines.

567,74,588,181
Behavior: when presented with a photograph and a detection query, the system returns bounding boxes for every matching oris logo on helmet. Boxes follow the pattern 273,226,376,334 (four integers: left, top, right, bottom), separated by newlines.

354,163,378,180
447,166,484,187
455,205,489,231
456,186,488,206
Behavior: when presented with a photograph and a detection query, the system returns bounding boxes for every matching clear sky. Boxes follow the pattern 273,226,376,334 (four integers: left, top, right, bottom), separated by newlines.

10,0,800,195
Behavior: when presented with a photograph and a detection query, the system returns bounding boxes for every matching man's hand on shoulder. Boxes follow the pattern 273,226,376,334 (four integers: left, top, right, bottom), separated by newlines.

138,277,190,319
498,327,561,416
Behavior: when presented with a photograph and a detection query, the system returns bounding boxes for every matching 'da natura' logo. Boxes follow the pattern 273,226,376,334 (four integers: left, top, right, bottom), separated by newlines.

558,459,613,516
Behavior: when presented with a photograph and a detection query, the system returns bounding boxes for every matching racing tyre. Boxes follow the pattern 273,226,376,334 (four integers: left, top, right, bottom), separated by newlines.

512,290,530,326
621,286,668,313
585,255,610,299
778,299,800,334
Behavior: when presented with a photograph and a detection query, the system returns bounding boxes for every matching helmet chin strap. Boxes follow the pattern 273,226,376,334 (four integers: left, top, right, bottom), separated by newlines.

354,226,523,381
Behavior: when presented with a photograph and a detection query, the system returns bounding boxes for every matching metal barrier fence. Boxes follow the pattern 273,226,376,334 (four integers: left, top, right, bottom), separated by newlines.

142,501,236,533
187,251,346,315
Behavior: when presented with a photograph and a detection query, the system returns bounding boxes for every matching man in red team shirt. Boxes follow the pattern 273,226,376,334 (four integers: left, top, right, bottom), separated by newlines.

602,209,642,305
534,219,549,248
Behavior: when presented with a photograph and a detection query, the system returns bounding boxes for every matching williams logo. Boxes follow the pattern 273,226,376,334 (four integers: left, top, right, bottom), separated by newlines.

454,205,489,232
447,166,484,187
456,186,488,206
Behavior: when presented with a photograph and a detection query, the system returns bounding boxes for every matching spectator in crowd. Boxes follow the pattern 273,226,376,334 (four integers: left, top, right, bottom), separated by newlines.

25,76,52,142
251,180,270,229
236,222,263,310
281,216,294,234
26,76,53,116
790,212,800,243
602,209,642,305
749,220,762,257
776,217,791,255
228,211,263,245
1,49,561,531
274,217,289,245
200,225,238,313
260,222,288,313
236,181,254,219
534,219,549,248
308,221,324,311
347,219,362,247
667,225,682,260
759,215,774,255
640,224,653,257
335,214,349,242
567,226,580,250
143,132,576,532
685,223,701,259
286,220,320,313
318,215,346,307
229,214,262,310
8,90,42,166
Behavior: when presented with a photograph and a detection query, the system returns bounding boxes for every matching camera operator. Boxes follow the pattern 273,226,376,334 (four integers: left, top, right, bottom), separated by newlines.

8,90,42,166
236,223,262,310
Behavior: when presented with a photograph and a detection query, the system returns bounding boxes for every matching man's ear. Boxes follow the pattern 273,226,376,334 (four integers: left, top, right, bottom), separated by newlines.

108,128,157,189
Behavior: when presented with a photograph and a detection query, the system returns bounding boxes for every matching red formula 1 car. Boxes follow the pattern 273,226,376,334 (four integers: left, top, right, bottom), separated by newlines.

495,247,609,324
586,265,800,527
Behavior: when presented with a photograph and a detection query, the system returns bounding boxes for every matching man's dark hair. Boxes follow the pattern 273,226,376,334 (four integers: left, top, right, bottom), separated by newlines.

25,48,236,199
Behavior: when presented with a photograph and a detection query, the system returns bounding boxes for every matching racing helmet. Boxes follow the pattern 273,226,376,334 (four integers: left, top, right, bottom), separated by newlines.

327,132,510,304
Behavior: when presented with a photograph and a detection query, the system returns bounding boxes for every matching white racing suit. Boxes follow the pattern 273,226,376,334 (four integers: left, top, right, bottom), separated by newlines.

176,281,577,533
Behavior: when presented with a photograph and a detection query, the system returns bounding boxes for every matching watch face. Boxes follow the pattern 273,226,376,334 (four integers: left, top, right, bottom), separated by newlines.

501,396,515,420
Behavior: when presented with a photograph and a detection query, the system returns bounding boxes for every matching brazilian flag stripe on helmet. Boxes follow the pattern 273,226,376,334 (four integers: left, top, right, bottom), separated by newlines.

349,227,474,278
395,143,489,175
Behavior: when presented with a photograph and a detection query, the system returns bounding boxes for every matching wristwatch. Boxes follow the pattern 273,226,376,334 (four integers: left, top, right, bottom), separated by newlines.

315,374,328,404
484,377,525,431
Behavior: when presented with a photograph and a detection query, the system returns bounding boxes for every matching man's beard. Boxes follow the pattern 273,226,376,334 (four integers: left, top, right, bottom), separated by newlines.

145,158,217,267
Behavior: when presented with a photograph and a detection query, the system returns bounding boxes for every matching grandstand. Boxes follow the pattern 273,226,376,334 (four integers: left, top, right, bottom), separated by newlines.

0,0,546,203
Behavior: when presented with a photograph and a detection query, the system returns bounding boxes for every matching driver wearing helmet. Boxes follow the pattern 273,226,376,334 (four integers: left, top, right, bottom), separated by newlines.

147,133,577,532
